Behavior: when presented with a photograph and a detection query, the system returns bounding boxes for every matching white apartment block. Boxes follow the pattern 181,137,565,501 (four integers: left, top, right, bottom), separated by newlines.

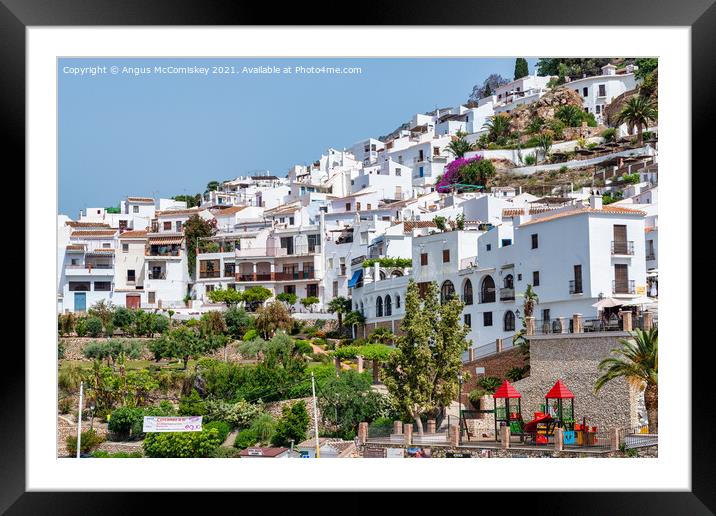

565,63,638,124
492,74,553,115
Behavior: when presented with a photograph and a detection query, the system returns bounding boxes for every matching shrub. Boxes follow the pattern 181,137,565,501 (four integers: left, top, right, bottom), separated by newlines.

108,407,144,440
505,366,528,382
85,316,104,337
368,416,393,431
152,315,170,334
300,296,320,311
233,427,259,450
210,446,241,458
271,401,309,447
294,339,313,355
58,397,73,414
242,329,259,341
75,317,88,337
477,376,502,394
58,340,66,359
90,450,143,458
204,420,231,443
66,429,106,456
523,155,536,166
224,307,252,340
58,313,76,336
276,292,297,306
250,413,277,443
204,399,263,429
143,427,223,458
178,389,207,416
112,307,136,334
468,389,488,407
601,127,617,142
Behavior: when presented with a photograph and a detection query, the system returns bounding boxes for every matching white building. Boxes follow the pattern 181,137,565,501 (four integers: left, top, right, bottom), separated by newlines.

114,229,149,308
492,74,553,114
565,63,639,124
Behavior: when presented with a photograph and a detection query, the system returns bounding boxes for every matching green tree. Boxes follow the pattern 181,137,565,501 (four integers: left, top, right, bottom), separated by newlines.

242,286,273,312
514,57,529,80
149,326,223,369
382,280,470,434
368,327,396,346
184,215,217,277
555,104,586,127
520,284,539,318
172,194,201,208
317,370,386,439
205,180,221,192
327,296,351,328
208,287,244,307
300,296,319,313
271,400,310,447
224,306,252,340
277,292,298,308
433,215,447,232
595,328,658,432
615,95,658,146
143,427,222,457
344,310,366,339
445,130,474,158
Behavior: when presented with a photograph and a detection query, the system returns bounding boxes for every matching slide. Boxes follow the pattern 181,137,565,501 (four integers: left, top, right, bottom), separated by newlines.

522,412,555,434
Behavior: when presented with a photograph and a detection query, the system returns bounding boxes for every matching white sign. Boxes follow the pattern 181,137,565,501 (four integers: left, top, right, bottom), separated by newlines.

386,448,405,458
247,448,263,456
143,416,203,433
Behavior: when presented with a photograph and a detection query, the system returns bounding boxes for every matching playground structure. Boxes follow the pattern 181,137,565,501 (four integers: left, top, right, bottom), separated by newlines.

492,379,601,447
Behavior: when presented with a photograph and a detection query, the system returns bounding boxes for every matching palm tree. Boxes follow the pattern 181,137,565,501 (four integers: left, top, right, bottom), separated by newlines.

615,95,658,146
520,284,539,318
446,130,474,158
344,310,366,339
368,327,396,346
482,114,511,142
536,133,553,162
327,296,351,328
595,327,658,432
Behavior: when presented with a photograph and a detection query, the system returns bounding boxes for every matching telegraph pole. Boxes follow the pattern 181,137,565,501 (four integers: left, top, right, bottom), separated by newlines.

311,372,320,458
76,381,84,458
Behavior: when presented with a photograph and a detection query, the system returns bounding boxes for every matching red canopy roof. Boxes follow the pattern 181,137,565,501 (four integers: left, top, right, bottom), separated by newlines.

493,380,522,399
545,380,575,399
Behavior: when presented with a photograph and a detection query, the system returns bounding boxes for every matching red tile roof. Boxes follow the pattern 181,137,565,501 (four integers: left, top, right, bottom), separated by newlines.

155,208,203,217
127,196,155,203
119,230,149,239
65,221,110,228
71,230,117,237
66,244,86,251
238,447,288,458
211,206,246,216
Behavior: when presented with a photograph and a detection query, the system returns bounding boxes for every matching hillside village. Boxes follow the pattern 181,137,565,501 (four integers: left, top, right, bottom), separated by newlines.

57,58,659,459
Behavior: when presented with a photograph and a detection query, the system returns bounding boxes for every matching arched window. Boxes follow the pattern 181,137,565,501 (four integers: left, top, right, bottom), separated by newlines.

391,270,403,277
504,310,515,331
504,274,514,289
440,280,455,304
379,270,387,280
395,295,401,309
385,295,392,316
375,296,383,317
480,276,496,303
463,279,473,305
360,301,364,315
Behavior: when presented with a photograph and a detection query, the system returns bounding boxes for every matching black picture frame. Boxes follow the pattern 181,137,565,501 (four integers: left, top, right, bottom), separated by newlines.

4,0,709,512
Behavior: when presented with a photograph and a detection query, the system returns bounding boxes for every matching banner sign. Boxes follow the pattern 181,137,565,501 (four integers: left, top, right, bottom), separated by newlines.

143,416,203,433
363,446,387,458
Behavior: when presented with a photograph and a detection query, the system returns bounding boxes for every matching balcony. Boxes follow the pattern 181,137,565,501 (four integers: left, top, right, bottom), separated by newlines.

611,241,634,255
646,252,656,261
612,280,635,295
148,272,166,280
235,245,321,259
199,271,221,279
65,264,114,276
569,280,583,294
499,288,515,301
235,271,316,282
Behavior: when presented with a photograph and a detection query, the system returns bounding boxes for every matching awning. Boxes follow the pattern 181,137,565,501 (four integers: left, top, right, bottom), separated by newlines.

149,236,183,245
621,296,655,306
347,269,363,288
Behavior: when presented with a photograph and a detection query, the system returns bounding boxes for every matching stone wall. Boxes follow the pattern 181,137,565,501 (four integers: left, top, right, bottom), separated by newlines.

461,347,528,406
264,397,320,433
513,333,641,431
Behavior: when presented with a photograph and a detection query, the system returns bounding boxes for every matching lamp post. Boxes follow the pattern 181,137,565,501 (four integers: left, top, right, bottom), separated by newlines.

457,371,464,442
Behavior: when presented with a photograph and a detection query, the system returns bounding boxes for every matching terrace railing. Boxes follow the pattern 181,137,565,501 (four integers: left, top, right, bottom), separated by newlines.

611,241,635,255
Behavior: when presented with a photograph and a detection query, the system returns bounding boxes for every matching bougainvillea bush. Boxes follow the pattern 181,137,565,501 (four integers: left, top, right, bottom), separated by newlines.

436,156,495,193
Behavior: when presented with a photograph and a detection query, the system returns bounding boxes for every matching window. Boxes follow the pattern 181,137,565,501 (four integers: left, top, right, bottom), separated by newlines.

346,203,351,212
206,284,215,293
148,291,155,304
517,273,522,281
102,243,111,248
176,221,182,232
463,279,473,305
598,84,606,97
133,205,139,213
531,234,539,249
385,295,392,316
224,262,236,277
582,87,588,97
483,312,493,326
440,281,455,304
71,258,79,266
443,249,450,263
504,274,514,289
69,281,90,292
127,269,136,283
367,204,372,210
289,217,295,225
595,105,601,114
572,265,583,294
284,285,296,295
376,296,383,317
464,314,472,327
542,309,551,322
480,276,496,303
395,295,401,309
307,284,318,298
504,311,515,331
501,239,512,247
420,253,428,266
122,243,129,253
94,281,111,291
532,271,540,286
333,281,338,298
307,234,320,252
486,244,491,251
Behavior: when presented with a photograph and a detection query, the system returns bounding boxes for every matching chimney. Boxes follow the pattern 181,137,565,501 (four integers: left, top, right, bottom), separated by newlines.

590,194,603,210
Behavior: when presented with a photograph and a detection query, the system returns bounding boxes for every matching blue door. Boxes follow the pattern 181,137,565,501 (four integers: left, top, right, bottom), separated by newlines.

74,292,86,312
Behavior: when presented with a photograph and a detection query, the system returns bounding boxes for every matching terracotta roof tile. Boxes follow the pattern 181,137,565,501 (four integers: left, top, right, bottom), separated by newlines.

65,221,110,228
119,229,148,239
70,230,117,237
155,208,203,217
66,244,86,251
127,197,155,203
211,206,246,216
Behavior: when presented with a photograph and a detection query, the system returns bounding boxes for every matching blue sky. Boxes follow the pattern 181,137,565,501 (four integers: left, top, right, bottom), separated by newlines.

59,57,537,217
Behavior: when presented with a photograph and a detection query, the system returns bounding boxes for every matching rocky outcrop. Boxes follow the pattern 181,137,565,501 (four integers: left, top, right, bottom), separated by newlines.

509,87,585,133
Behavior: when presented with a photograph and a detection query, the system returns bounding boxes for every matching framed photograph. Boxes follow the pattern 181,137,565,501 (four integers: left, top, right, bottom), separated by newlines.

6,0,709,511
